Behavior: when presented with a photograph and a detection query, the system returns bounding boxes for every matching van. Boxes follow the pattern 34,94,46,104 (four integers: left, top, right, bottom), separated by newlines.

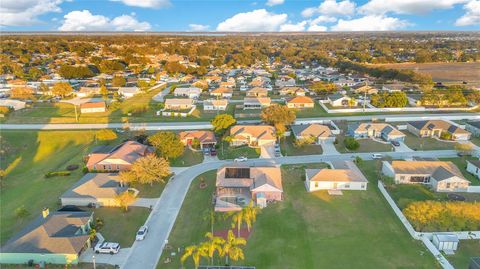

372,153,383,159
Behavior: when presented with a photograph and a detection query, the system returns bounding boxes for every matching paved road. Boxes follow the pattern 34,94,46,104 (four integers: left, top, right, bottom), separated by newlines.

120,149,460,269
1,113,478,130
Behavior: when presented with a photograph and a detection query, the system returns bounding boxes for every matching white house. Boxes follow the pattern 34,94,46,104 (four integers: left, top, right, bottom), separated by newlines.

466,160,480,180
305,161,368,192
203,99,228,111
0,99,26,110
327,93,357,107
174,87,202,99
118,87,140,98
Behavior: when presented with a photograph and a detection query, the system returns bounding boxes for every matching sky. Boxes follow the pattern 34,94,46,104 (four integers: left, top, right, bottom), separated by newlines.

0,0,479,32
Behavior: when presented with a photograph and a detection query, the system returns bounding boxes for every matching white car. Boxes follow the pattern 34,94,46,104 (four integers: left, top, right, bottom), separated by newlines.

234,156,248,162
94,242,120,254
136,226,148,241
372,153,383,159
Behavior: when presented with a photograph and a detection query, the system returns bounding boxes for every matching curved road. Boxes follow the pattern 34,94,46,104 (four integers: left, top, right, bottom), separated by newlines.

121,149,460,269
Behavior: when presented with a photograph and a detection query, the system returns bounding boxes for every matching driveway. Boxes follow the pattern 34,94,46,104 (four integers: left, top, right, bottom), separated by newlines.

394,141,414,153
260,144,276,158
132,198,158,208
80,247,130,266
152,86,171,102
60,97,104,106
320,140,339,155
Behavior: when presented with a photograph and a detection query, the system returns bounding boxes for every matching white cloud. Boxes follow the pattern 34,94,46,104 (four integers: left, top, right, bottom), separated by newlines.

279,21,307,31
308,24,328,31
111,0,170,8
0,0,63,26
59,10,151,31
455,0,480,26
266,0,284,6
301,0,356,18
216,9,288,31
189,24,210,31
359,0,468,15
331,15,410,31
311,15,337,24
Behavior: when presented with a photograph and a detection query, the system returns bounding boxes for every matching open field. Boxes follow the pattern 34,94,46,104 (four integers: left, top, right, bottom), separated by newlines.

159,161,439,269
371,62,480,83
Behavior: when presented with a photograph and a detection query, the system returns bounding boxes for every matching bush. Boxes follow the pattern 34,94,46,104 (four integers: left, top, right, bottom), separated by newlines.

440,132,452,140
45,171,71,178
344,137,360,150
66,164,79,171
125,104,148,115
0,106,11,115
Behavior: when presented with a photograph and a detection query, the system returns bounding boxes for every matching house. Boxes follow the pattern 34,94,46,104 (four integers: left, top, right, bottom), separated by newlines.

249,77,269,87
164,98,194,110
246,87,268,97
215,164,283,211
80,102,106,114
0,209,93,265
86,141,153,171
291,124,334,144
174,87,202,99
407,120,471,141
0,99,26,110
275,76,296,87
382,160,471,192
60,173,134,207
466,160,480,180
286,96,315,109
327,93,357,107
243,97,271,110
230,125,276,146
305,161,368,192
278,86,306,96
465,121,480,137
347,122,406,142
118,87,140,98
382,84,405,92
210,87,233,99
179,130,217,149
76,87,100,97
432,234,459,254
351,84,378,95
219,81,235,88
203,99,228,111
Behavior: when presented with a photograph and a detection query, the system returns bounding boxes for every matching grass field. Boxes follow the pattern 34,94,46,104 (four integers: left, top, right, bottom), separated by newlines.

294,103,329,118
169,148,204,167
216,142,260,160
403,133,457,151
159,161,439,269
280,135,323,156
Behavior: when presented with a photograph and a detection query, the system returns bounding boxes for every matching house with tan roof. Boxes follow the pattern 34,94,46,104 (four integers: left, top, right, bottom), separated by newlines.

77,87,100,97
215,164,283,212
86,141,153,172
246,87,268,97
248,77,270,88
80,102,106,114
230,125,276,147
286,96,314,109
305,161,368,192
278,86,306,96
219,81,235,88
348,122,406,142
243,97,271,110
60,173,135,207
164,98,194,110
203,99,228,111
407,120,471,141
0,209,93,265
382,160,470,192
275,76,296,88
210,87,233,99
291,124,334,144
328,93,357,107
179,130,217,149
351,84,378,95
173,87,202,99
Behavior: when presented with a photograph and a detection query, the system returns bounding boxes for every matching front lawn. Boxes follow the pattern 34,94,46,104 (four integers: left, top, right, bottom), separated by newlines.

158,161,439,269
403,133,457,151
280,135,322,156
447,240,480,269
294,103,328,118
335,134,393,153
216,142,260,160
440,157,480,186
169,148,204,167
92,207,150,247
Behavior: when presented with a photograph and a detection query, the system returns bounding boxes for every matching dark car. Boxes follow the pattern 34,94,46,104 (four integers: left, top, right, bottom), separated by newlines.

210,148,217,156
391,141,400,147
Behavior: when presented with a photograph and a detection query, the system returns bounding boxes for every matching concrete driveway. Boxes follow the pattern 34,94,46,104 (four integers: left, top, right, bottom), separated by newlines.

260,144,276,158
132,198,158,208
394,141,414,152
320,140,339,155
80,247,130,266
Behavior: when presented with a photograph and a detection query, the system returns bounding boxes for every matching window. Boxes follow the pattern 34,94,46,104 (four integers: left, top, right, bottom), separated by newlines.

116,165,120,170
400,176,405,181
361,183,366,189
345,183,350,189
314,182,318,188
446,183,451,189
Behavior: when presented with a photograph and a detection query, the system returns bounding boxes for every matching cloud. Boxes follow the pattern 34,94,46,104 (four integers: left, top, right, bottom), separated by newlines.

331,15,410,31
266,0,284,6
189,24,210,31
311,15,337,24
111,0,170,8
216,9,287,31
0,0,63,26
301,0,356,18
59,10,151,31
307,24,328,31
279,21,307,31
455,0,480,26
359,0,468,15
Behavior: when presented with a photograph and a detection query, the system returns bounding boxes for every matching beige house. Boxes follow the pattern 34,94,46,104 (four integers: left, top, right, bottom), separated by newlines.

210,87,233,98
382,160,471,192
305,161,368,192
203,99,228,111
174,87,202,99
164,98,194,110
407,120,471,141
279,86,306,96
86,141,153,171
286,96,315,109
215,164,283,211
291,124,334,144
347,122,405,142
243,97,271,110
230,125,276,146
352,84,378,95
246,87,268,97
328,93,358,107
80,102,106,113
179,130,217,149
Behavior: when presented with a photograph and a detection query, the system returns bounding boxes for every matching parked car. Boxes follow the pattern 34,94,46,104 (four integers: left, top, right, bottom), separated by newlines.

94,242,120,254
210,148,217,156
391,141,400,147
136,226,148,241
203,147,210,156
372,153,383,159
234,156,248,162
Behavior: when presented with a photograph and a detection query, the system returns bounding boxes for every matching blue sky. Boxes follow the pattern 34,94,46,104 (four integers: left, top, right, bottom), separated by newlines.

1,0,479,31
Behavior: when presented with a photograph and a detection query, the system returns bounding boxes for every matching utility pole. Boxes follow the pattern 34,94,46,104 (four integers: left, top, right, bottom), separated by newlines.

73,104,78,122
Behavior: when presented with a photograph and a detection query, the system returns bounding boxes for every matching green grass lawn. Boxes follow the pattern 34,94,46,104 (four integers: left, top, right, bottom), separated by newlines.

131,181,166,198
447,240,480,269
216,142,260,160
159,160,439,269
440,157,480,186
280,135,323,156
92,207,150,247
403,133,457,151
2,264,115,269
471,137,480,146
169,148,204,167
335,135,393,153
294,103,328,118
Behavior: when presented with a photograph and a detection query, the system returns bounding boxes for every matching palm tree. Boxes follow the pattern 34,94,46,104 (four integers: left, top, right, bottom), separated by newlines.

222,230,246,265
181,244,207,269
243,202,260,232
222,135,233,156
204,232,225,265
231,210,245,237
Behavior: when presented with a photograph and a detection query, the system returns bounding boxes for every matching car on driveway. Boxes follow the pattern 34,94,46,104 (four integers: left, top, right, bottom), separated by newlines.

210,148,217,156
136,226,148,241
94,242,120,254
234,156,248,162
391,141,400,147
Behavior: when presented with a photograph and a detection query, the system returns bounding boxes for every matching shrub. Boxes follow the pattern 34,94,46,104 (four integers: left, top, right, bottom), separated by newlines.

45,171,71,178
440,132,452,140
344,137,360,150
0,106,11,115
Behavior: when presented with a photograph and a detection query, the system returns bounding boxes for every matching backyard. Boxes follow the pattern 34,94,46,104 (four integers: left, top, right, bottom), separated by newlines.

158,161,440,269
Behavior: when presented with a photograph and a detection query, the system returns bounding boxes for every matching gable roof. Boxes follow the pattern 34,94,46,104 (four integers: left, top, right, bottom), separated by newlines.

467,159,480,169
230,125,276,141
351,123,405,137
211,87,233,94
179,130,217,143
390,161,469,182
86,141,150,167
291,124,332,138
287,96,314,104
306,161,368,183
216,164,282,192
61,173,126,200
243,97,271,105
408,120,470,135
